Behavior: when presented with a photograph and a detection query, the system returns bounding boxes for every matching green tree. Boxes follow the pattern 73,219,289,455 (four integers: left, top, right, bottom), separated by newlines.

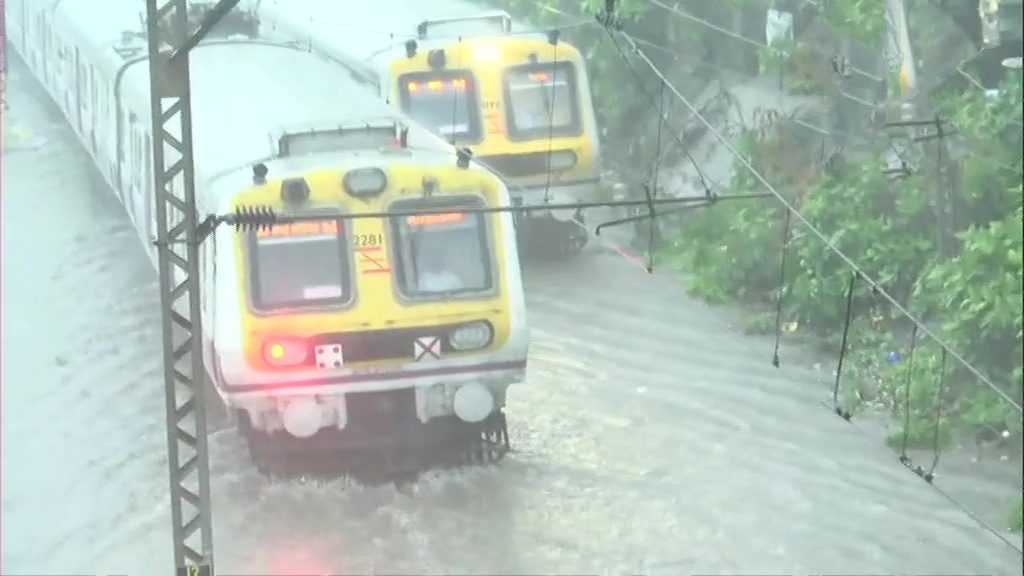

490,0,1022,529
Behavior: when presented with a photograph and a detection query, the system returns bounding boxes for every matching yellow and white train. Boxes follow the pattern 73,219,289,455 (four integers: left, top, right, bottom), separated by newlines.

245,0,604,255
6,0,528,472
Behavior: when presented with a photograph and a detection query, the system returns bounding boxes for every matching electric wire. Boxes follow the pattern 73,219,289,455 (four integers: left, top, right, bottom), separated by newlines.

264,0,1016,466
604,28,1021,415
831,272,857,420
601,240,1024,556
771,207,792,368
646,0,988,95
603,30,715,195
644,80,669,265
898,324,920,463
651,80,667,195
215,193,773,235
541,36,561,203
593,3,1022,554
269,1,594,42
199,0,1021,555
448,35,464,146
273,0,996,125
384,31,396,106
593,197,718,235
926,348,950,479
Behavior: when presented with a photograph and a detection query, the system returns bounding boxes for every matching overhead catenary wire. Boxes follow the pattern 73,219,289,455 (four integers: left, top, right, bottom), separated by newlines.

771,207,793,368
644,79,670,263
276,0,997,119
646,0,988,95
214,192,773,234
263,0,728,254
263,0,688,239
595,209,1024,557
595,8,1022,554
511,0,720,193
925,348,950,479
269,1,595,42
448,35,465,146
259,0,1016,412
603,30,715,194
541,35,561,203
897,324,920,462
603,29,1021,416
831,272,858,420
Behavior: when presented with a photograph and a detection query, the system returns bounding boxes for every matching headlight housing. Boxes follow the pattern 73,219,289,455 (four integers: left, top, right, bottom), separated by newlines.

343,167,388,198
547,150,578,171
449,321,494,351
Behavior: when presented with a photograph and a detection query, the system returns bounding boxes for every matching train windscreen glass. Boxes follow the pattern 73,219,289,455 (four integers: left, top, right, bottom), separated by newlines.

248,220,351,310
391,209,492,297
398,72,481,141
504,61,581,139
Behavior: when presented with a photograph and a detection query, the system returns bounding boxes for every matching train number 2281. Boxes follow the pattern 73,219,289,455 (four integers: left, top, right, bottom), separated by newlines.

354,233,384,247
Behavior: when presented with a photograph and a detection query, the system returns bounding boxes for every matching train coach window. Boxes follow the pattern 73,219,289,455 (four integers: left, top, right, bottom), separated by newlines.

389,201,493,298
397,71,482,142
247,219,352,311
503,61,581,141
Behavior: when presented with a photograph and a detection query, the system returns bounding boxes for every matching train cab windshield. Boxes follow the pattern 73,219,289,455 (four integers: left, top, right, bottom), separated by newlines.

504,61,581,140
247,220,351,310
398,71,482,141
390,203,493,298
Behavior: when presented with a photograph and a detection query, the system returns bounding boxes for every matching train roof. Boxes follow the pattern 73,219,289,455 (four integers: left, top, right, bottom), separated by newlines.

249,0,555,63
42,0,475,209
118,41,469,208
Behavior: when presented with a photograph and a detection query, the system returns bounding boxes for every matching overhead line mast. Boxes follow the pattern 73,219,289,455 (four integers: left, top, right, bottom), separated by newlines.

144,0,241,573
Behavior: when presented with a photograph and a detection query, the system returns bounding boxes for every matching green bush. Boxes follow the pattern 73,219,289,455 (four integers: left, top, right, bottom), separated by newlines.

664,70,1022,431
487,0,1023,416
493,0,1022,529
488,0,1023,435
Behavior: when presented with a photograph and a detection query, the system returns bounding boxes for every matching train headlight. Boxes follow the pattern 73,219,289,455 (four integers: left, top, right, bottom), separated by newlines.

263,337,308,367
547,150,578,171
449,321,493,351
343,167,388,198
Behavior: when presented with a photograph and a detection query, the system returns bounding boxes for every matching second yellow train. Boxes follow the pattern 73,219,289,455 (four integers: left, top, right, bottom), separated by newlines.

246,0,603,256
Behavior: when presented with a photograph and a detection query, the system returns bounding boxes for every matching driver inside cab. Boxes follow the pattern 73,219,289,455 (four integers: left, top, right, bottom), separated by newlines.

417,249,464,293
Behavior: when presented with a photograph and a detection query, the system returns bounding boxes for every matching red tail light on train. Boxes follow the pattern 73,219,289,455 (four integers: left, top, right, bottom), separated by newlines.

263,337,308,367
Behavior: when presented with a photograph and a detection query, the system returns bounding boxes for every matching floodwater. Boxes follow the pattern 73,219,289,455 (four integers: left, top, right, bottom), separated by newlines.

3,51,1022,575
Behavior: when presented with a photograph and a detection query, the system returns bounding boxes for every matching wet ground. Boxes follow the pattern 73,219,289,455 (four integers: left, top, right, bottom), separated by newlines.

3,52,1022,575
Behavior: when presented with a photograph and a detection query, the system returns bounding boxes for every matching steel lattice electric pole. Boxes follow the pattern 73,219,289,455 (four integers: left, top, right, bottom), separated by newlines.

144,0,240,573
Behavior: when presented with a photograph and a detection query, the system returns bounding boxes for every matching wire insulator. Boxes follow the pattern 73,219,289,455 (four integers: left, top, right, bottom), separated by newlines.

229,205,282,232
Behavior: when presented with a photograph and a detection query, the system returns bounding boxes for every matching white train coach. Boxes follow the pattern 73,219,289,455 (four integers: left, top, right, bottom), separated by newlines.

5,0,530,474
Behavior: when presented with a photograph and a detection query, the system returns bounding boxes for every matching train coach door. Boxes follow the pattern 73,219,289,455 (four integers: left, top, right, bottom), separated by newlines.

37,13,47,79
73,48,84,133
141,134,154,246
85,65,98,154
122,116,141,230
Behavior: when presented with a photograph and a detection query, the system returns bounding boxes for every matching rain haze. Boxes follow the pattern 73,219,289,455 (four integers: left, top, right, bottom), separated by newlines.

3,0,1022,574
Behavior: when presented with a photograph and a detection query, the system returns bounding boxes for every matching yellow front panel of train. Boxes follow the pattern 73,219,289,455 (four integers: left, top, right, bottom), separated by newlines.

231,165,512,374
389,37,597,184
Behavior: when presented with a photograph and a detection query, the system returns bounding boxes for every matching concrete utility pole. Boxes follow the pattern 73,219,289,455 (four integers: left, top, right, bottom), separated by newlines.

145,0,240,573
